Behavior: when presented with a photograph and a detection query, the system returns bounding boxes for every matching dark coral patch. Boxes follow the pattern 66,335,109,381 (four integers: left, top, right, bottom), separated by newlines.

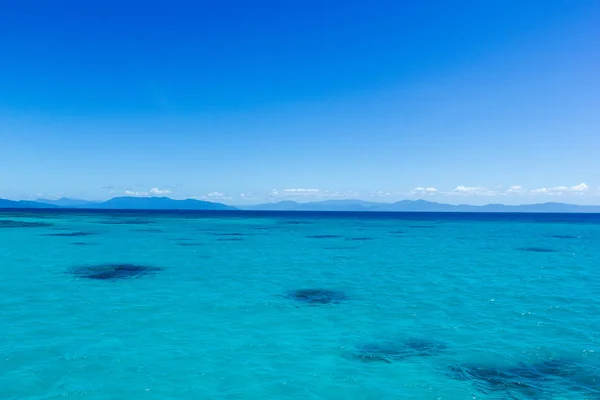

217,238,244,241
519,247,558,253
306,235,342,239
0,220,53,228
388,230,404,234
177,242,204,246
211,233,246,236
71,242,95,246
403,338,448,355
280,220,311,225
353,339,447,363
450,363,541,396
346,237,374,241
69,264,162,280
287,288,347,305
42,231,96,237
547,235,579,239
449,359,600,398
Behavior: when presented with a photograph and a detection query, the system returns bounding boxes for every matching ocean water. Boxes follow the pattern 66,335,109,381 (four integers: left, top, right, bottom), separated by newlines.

1,210,600,400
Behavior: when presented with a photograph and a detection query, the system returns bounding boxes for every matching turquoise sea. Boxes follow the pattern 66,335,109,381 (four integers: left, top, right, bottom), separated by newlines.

2,210,600,399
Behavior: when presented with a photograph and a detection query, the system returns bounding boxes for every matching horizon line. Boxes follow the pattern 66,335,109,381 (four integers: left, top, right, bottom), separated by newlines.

3,195,600,208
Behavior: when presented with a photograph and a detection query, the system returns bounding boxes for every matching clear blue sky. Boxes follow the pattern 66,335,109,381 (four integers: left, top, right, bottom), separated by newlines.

1,0,599,205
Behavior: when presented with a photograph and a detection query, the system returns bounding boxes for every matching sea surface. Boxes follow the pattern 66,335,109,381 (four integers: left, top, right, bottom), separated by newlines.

2,210,600,399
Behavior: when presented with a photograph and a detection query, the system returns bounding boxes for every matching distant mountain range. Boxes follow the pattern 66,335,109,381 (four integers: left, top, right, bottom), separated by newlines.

0,198,59,208
36,198,100,207
240,199,600,213
1,197,600,213
0,196,235,211
84,196,236,210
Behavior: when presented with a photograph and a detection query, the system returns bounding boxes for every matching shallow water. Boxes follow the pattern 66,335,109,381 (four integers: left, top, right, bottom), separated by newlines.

1,210,600,399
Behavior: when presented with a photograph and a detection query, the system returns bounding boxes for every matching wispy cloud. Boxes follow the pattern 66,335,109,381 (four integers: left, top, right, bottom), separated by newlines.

506,185,524,193
569,183,589,192
283,188,320,194
124,187,172,197
193,192,233,201
124,190,146,197
208,191,232,200
35,192,65,200
371,190,392,197
410,187,438,196
270,188,321,197
238,192,255,201
454,186,482,194
530,183,588,195
325,190,359,199
449,186,498,196
149,188,171,195
269,188,358,200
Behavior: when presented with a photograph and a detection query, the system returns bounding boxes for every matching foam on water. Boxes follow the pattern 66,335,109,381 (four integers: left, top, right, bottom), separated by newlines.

1,210,600,399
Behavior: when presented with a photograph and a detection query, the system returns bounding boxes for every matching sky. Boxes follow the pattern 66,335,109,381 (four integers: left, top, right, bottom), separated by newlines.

1,0,599,205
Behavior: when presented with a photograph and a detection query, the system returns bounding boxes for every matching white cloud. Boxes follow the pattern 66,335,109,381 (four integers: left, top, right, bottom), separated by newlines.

454,186,478,193
450,186,497,196
239,193,255,200
372,190,392,197
505,185,526,194
530,183,588,195
530,188,548,194
270,188,321,197
124,190,147,197
149,188,171,195
269,188,358,200
410,187,438,196
195,192,233,201
283,188,320,193
124,187,171,197
36,192,65,200
570,183,589,192
325,190,359,199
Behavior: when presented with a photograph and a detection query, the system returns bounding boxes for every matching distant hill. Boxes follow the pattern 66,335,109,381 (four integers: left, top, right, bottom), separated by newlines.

37,197,100,207
4,196,600,213
242,199,600,213
2,196,235,211
246,200,382,212
84,196,236,210
0,199,58,208
243,199,452,212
